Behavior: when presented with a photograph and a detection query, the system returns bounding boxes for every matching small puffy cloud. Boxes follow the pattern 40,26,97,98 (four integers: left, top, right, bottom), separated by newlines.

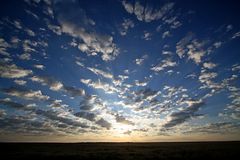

81,79,119,94
47,23,62,35
162,31,171,39
0,109,6,118
0,38,10,56
226,25,233,32
176,33,224,65
75,111,96,121
151,59,177,72
232,64,240,72
1,87,49,101
184,122,240,134
213,41,222,48
176,33,207,64
11,37,21,45
35,108,90,130
78,43,90,53
163,99,204,128
0,98,25,109
30,76,63,91
25,28,36,37
30,75,85,97
43,5,54,18
33,64,45,70
0,63,32,78
63,86,85,97
87,67,114,79
14,79,27,86
79,95,101,111
75,61,85,67
232,31,240,39
185,73,197,79
127,88,160,110
162,51,173,55
122,1,134,14
230,113,240,120
119,19,134,36
135,54,148,65
164,16,182,29
48,99,68,108
187,43,206,64
19,53,31,60
25,9,39,20
115,114,134,125
199,72,218,84
96,118,111,129
22,40,37,53
13,20,23,29
122,1,174,23
135,80,148,87
203,62,217,69
55,1,119,61
142,31,152,40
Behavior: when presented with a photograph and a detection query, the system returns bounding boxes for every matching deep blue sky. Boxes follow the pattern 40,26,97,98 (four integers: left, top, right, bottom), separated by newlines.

0,0,240,142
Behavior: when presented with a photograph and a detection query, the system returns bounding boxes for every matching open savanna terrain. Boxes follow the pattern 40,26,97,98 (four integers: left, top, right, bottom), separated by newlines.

0,141,239,160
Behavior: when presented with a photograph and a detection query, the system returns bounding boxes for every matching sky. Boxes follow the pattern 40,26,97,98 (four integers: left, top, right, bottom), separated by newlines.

0,0,240,142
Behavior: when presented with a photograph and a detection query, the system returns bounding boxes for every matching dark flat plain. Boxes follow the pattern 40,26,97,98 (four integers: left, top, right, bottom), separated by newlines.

0,142,239,160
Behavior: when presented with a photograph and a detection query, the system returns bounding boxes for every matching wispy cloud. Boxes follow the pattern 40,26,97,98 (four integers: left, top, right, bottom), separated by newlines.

119,19,134,36
55,1,119,61
151,59,177,72
1,87,49,101
0,63,32,78
122,1,175,23
163,99,204,128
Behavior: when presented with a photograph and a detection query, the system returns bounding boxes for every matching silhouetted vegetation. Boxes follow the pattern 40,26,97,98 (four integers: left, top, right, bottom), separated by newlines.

0,142,239,160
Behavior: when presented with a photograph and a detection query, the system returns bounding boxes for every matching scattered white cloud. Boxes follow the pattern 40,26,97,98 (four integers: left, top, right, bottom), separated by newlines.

176,33,214,64
47,23,62,35
55,1,119,61
13,20,23,29
0,63,32,78
33,64,45,70
87,67,114,80
81,79,120,94
1,87,49,101
199,72,218,84
25,28,36,37
25,9,39,20
119,19,134,36
226,25,233,32
232,31,240,39
135,80,147,87
115,114,134,125
185,73,197,79
163,99,204,128
135,54,148,65
0,38,10,56
19,53,31,60
162,31,171,39
30,76,63,91
14,79,27,86
203,62,217,69
122,1,175,23
232,64,240,72
151,59,177,72
142,31,152,40
213,41,222,48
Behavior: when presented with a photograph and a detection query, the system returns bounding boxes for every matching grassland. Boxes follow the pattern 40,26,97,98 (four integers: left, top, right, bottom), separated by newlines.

0,141,239,159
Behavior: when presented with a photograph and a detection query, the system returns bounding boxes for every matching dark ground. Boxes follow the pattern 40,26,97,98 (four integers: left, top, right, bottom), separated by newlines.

0,142,239,160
